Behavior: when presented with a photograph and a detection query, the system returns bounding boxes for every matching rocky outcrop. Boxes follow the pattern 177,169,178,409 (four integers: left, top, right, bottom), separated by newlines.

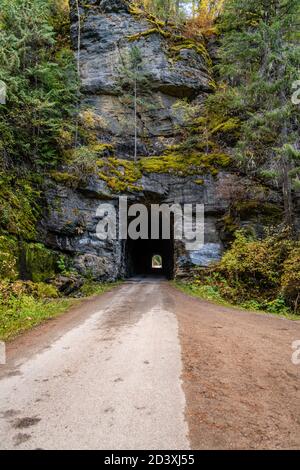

70,0,212,157
40,1,284,280
42,169,232,279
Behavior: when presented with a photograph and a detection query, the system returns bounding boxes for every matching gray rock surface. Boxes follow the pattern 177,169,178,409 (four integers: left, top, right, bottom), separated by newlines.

40,1,284,280
70,0,212,155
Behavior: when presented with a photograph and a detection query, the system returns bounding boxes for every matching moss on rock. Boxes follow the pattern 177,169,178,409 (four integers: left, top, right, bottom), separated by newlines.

98,158,142,192
50,171,80,187
168,37,212,69
0,173,41,240
21,243,60,283
127,28,163,42
139,151,231,176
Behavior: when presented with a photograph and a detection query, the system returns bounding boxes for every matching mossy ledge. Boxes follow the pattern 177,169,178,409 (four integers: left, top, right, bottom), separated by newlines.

96,150,231,193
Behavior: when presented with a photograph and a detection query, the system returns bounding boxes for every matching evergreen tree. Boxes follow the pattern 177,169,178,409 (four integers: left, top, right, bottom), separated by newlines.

0,0,77,168
135,0,224,20
209,0,300,227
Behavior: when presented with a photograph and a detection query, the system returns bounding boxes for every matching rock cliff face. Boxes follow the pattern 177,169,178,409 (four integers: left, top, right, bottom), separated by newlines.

40,0,281,280
70,0,212,157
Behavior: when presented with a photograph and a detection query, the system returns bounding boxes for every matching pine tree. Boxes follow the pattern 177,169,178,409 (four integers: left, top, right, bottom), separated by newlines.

0,0,77,167
211,0,300,227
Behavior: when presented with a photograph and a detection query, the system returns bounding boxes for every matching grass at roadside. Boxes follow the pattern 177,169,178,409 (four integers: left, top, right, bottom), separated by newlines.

173,281,300,321
0,297,77,341
78,280,122,297
0,281,121,341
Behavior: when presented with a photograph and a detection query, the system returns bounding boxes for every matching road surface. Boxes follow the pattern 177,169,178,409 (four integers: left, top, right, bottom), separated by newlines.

0,277,300,449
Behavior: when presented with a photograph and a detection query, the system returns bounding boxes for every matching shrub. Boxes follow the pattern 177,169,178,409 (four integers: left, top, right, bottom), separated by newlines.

187,230,300,316
0,236,18,280
0,281,70,341
0,280,59,301
281,248,300,312
218,231,294,294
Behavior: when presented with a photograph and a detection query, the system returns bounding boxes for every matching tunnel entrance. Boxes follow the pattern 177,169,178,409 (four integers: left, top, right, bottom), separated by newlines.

125,207,175,279
126,237,174,279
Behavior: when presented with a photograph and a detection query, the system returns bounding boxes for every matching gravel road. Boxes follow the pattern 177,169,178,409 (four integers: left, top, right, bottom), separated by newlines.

0,277,299,449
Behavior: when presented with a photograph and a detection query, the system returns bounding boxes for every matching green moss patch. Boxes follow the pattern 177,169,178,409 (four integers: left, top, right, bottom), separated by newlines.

127,28,169,42
96,149,230,193
168,37,212,69
0,173,41,240
21,243,60,283
140,151,231,176
98,158,143,192
50,171,80,187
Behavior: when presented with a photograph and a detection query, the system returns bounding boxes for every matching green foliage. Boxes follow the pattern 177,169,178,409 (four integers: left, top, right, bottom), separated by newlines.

281,248,300,312
212,0,300,224
0,280,72,340
176,281,226,303
0,173,41,239
57,255,68,274
186,230,300,316
79,281,122,297
0,235,63,283
0,0,77,257
218,231,293,289
0,0,77,167
0,279,121,340
22,243,60,282
0,236,18,280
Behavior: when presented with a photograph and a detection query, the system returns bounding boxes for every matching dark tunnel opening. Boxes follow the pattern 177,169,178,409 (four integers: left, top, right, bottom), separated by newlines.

125,208,175,279
126,237,174,279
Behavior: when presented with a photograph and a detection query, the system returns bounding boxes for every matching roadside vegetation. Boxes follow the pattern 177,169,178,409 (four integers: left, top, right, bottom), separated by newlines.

175,229,300,319
0,0,299,335
175,280,300,321
0,280,120,341
0,0,112,341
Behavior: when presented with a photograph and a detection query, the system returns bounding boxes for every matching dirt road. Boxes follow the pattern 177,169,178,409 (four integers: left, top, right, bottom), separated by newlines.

0,278,299,449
